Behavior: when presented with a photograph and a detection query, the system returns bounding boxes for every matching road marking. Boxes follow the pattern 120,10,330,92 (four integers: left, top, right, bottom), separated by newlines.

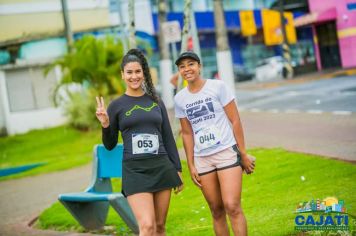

241,108,353,115
332,111,352,115
267,109,280,113
306,110,323,114
285,91,299,96
285,109,300,113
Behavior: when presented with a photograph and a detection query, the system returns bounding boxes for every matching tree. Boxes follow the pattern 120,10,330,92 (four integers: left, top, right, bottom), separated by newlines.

46,35,125,99
213,0,235,89
60,0,73,49
45,35,125,130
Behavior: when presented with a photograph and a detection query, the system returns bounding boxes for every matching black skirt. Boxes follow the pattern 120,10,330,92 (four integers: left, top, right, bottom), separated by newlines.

122,155,182,197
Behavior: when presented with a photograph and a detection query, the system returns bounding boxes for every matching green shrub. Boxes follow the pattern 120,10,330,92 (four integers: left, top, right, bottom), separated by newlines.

64,91,99,131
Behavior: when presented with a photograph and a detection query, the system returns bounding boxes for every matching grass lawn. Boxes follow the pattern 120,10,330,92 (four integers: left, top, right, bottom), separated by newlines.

36,148,356,236
0,126,101,181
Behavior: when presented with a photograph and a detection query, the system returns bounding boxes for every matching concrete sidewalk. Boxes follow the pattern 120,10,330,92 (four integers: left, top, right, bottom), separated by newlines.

0,164,107,236
240,111,356,162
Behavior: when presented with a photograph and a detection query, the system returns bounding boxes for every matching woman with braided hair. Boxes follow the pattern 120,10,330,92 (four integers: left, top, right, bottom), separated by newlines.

96,48,183,236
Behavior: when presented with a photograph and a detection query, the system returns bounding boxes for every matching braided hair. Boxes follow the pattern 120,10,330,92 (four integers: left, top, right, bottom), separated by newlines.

121,49,159,102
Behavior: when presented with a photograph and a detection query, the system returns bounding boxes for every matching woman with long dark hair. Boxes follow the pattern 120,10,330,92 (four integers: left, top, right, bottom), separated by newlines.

96,48,183,236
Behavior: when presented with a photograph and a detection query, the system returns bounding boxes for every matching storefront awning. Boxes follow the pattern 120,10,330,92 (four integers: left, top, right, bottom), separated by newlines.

294,7,337,27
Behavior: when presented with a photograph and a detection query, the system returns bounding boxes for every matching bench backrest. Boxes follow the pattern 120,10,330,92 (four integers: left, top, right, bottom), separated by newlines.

95,144,123,178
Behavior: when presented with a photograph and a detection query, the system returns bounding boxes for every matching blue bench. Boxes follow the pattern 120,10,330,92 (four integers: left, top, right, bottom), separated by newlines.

58,144,138,234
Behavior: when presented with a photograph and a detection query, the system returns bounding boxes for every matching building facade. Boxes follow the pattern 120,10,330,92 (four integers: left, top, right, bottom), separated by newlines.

0,0,154,135
150,0,315,79
295,0,356,69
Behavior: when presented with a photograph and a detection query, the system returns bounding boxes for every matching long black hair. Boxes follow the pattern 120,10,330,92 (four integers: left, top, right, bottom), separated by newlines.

121,48,159,102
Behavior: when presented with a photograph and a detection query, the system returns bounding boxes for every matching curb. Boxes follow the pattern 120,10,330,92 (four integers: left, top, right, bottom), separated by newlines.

235,68,356,91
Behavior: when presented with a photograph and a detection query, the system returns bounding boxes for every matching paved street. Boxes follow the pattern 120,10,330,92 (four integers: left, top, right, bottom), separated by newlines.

235,75,356,162
236,75,356,114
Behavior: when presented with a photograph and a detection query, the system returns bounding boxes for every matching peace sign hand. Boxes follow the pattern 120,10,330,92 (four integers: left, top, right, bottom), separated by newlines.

96,96,109,128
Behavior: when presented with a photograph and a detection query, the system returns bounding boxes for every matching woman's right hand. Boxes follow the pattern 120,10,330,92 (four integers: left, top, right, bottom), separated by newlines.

189,165,201,188
96,96,109,128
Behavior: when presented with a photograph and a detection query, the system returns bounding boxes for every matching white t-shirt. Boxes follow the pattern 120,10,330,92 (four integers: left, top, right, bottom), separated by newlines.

174,79,236,156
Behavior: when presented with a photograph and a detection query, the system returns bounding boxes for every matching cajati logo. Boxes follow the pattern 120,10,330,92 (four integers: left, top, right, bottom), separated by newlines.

294,197,349,231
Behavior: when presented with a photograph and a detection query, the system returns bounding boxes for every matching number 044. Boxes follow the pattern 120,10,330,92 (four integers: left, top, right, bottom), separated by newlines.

199,134,215,144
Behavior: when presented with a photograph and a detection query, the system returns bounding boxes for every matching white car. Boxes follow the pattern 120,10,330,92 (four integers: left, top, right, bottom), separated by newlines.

255,56,294,81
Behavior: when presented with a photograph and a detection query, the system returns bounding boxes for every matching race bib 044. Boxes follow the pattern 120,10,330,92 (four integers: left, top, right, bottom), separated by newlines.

132,133,159,154
194,125,222,152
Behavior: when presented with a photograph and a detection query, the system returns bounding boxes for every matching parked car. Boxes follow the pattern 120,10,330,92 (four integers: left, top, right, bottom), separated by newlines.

255,56,295,81
234,65,255,82
210,66,255,82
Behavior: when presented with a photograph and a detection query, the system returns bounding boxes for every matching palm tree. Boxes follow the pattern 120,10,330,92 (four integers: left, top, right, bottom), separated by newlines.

213,0,235,89
45,35,125,103
60,0,73,49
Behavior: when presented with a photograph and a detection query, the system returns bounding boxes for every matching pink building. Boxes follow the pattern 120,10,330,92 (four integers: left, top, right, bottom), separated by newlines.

295,0,356,70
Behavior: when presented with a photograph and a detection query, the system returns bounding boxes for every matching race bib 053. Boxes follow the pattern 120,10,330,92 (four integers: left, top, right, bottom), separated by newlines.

132,133,159,154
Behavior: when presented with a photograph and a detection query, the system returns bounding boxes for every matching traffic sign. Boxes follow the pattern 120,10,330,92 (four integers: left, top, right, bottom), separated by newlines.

162,21,181,43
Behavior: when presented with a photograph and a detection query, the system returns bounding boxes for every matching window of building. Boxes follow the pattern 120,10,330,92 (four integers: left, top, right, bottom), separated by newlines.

165,0,263,12
201,48,218,79
6,66,56,112
150,0,158,13
290,40,315,66
241,44,275,71
253,0,276,9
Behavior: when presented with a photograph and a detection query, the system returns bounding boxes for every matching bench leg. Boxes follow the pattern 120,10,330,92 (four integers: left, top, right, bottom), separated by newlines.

59,200,109,230
109,196,139,234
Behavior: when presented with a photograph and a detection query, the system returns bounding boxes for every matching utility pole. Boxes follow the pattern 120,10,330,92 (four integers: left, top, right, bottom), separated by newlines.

279,0,293,79
158,0,174,108
213,0,235,90
177,0,201,84
158,0,170,61
177,0,192,92
180,0,192,54
171,0,192,139
60,0,73,50
117,0,128,53
190,8,201,59
128,0,136,49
